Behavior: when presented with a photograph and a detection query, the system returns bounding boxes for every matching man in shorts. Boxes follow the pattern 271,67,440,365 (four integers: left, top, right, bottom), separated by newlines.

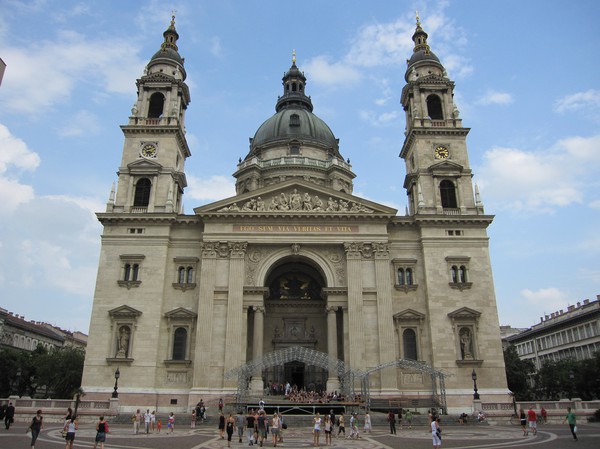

526,407,537,436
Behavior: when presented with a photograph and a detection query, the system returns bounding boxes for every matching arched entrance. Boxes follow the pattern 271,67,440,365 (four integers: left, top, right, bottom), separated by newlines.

225,347,362,403
261,258,331,392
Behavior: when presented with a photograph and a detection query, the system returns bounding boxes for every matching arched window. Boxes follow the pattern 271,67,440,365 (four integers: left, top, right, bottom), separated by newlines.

398,268,405,285
134,178,151,207
426,95,444,120
292,82,297,92
148,92,165,118
186,267,194,283
172,327,187,360
440,180,457,208
451,265,458,283
459,265,467,283
406,268,413,285
178,267,186,283
124,263,131,281
131,264,139,281
403,329,418,360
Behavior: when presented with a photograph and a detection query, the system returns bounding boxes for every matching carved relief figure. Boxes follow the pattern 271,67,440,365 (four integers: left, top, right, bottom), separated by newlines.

117,325,130,358
460,327,473,360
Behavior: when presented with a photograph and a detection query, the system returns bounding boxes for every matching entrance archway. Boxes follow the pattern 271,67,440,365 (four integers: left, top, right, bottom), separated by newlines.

225,347,362,403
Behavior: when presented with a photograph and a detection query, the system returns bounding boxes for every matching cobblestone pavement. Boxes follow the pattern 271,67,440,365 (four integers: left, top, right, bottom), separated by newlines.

1,422,600,449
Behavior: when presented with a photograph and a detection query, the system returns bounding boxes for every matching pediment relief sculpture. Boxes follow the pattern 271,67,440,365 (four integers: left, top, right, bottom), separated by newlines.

217,188,374,214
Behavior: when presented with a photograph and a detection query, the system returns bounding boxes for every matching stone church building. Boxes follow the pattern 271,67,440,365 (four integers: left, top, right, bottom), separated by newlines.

82,16,509,413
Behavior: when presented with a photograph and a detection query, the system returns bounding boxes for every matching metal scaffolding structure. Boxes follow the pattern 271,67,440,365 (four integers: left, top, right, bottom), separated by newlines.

225,348,449,412
361,359,450,414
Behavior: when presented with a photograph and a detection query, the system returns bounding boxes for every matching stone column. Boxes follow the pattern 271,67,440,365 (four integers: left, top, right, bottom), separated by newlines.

326,305,340,392
191,242,218,391
344,242,366,370
249,305,265,394
374,242,398,393
223,242,247,387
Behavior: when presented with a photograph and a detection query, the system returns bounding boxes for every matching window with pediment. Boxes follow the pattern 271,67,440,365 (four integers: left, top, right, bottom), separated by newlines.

445,256,472,291
392,258,418,292
164,307,197,366
393,309,425,361
448,307,482,366
118,254,145,289
106,305,142,363
172,257,198,292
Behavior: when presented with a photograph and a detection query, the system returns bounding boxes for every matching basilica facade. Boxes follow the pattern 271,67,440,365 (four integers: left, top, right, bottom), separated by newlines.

82,16,509,413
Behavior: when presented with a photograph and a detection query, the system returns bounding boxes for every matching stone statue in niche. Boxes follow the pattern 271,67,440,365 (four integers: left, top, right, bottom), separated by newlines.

460,327,473,360
116,325,130,358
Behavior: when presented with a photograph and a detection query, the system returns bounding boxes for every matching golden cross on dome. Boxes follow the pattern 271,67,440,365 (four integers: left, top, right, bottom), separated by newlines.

292,49,296,64
416,10,421,26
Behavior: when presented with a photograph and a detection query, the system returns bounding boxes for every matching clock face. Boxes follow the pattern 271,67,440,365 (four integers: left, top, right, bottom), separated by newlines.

434,146,449,159
141,143,157,158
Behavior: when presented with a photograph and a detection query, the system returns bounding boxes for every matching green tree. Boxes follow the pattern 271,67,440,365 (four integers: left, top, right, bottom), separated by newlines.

503,346,535,400
36,346,85,398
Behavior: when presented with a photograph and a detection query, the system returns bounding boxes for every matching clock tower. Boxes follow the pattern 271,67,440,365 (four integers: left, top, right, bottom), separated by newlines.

400,14,483,216
109,15,191,214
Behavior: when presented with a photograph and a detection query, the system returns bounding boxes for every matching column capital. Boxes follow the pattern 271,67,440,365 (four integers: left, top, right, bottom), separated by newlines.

373,242,390,259
229,241,248,258
200,241,219,258
326,305,338,314
254,305,265,314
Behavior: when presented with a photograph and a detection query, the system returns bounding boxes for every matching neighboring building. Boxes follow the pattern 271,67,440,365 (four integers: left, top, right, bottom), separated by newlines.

0,57,5,86
507,296,600,370
500,325,528,350
82,15,509,413
0,308,65,352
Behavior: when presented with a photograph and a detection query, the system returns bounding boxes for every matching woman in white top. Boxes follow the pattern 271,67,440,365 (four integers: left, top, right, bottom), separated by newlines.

271,413,280,447
364,412,372,433
313,412,322,447
431,417,441,449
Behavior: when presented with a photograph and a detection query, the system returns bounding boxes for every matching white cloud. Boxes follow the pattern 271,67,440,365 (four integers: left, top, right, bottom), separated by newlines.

347,19,414,68
476,90,514,106
210,36,223,58
521,288,570,313
554,89,600,114
0,31,145,115
186,174,236,203
303,56,362,86
58,110,102,137
359,109,399,127
476,134,600,212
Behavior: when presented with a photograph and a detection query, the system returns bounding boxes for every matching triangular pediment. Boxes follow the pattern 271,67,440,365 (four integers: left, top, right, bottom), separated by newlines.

127,158,162,170
428,160,464,173
194,179,397,217
140,72,176,83
394,308,426,322
164,307,197,320
447,307,481,320
108,305,143,319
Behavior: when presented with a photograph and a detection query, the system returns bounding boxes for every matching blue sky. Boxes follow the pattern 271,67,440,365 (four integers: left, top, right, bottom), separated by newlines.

0,0,598,334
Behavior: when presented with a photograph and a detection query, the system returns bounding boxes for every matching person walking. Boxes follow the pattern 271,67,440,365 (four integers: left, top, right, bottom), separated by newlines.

151,410,156,432
526,407,537,436
271,412,280,447
313,412,322,447
63,416,78,449
563,407,578,441
405,409,413,429
519,408,527,436
363,411,372,433
132,409,140,434
226,412,235,448
4,402,15,430
144,409,152,434
218,411,226,439
431,416,442,449
27,409,44,449
191,409,196,429
167,412,175,434
337,413,345,438
246,409,256,445
257,410,267,447
92,416,109,449
236,410,245,443
388,410,397,435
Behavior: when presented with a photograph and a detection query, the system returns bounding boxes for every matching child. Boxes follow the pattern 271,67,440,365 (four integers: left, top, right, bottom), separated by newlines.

156,419,162,433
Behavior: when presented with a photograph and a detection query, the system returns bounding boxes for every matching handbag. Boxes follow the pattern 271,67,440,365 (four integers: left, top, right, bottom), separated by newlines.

573,425,577,433
282,423,287,430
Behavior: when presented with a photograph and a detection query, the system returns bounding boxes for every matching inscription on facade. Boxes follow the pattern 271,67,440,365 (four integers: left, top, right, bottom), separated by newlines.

233,225,358,233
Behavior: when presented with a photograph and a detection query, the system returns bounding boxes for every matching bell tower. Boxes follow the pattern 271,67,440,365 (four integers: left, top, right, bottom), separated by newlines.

400,13,484,216
108,15,191,214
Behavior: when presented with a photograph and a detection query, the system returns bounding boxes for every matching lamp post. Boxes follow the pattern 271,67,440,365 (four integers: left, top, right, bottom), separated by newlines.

471,368,480,400
13,367,22,396
112,368,120,398
568,369,575,400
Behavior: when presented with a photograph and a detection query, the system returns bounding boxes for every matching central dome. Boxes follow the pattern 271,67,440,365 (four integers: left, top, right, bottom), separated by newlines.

251,108,338,151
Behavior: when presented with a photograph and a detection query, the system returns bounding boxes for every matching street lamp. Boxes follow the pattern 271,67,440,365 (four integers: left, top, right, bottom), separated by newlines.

13,368,22,396
471,368,480,400
112,368,120,398
569,370,575,400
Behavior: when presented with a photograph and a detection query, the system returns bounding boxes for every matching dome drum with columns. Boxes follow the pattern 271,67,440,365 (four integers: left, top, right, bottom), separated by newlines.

82,15,510,414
